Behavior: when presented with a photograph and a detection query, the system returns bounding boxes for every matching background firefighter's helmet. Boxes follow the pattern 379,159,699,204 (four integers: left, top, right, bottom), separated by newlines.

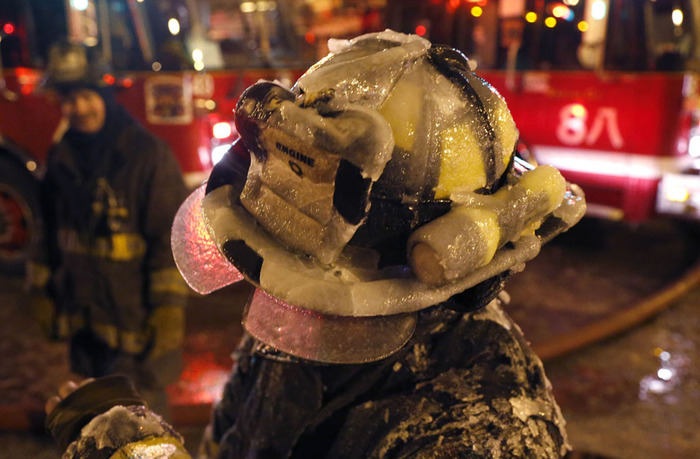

171,30,586,363
43,41,113,93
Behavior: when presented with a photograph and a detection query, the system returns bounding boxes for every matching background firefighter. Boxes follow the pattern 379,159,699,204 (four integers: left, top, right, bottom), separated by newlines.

26,41,189,418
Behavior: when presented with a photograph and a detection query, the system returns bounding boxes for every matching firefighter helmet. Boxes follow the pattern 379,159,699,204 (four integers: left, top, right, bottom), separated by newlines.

171,30,586,363
43,41,112,92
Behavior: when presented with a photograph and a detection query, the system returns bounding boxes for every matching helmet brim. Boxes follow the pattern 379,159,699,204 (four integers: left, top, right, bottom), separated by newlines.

172,176,585,318
171,184,244,294
244,288,417,364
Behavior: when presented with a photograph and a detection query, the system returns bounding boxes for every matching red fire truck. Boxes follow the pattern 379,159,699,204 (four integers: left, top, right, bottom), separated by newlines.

0,0,312,273
386,0,700,222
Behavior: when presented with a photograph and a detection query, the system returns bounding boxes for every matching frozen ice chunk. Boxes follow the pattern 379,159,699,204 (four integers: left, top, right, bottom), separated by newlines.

235,82,394,264
296,33,429,109
408,166,566,286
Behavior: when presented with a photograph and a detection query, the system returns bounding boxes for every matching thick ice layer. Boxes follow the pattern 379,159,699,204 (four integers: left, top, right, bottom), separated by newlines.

202,185,549,316
408,165,567,285
236,84,395,264
296,32,519,201
297,32,430,109
172,30,587,317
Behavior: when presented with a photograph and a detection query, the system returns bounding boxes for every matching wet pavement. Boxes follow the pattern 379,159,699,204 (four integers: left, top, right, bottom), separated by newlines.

0,218,698,458
545,288,700,458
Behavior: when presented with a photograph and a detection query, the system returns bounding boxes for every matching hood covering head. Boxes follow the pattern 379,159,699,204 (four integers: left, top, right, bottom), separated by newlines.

172,30,586,363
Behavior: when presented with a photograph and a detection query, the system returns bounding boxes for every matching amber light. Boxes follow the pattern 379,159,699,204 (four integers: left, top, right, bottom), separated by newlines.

570,103,587,118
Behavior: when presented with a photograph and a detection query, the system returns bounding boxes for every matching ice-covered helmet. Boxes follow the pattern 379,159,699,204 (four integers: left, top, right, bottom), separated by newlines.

172,31,586,364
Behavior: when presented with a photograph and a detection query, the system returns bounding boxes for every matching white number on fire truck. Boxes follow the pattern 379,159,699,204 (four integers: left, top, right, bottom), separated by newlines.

557,104,624,149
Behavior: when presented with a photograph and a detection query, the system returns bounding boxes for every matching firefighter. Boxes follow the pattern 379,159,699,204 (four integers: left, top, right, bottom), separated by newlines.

27,41,189,418
44,31,585,458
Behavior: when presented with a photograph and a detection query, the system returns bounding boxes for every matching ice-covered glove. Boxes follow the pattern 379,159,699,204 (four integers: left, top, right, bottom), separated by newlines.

45,375,189,457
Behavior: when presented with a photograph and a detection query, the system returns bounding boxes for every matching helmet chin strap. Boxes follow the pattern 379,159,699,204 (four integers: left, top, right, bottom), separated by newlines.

243,289,417,364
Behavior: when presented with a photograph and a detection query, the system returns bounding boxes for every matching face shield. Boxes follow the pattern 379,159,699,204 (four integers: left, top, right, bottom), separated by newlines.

172,31,586,364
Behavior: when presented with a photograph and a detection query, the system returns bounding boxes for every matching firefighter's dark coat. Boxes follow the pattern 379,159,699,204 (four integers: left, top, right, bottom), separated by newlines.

199,300,569,458
28,104,189,386
47,299,570,458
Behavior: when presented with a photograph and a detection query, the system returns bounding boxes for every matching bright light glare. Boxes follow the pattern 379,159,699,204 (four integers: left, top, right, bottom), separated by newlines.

689,135,700,157
644,378,668,394
666,186,690,203
657,368,673,381
211,144,232,165
192,49,203,62
591,0,607,20
545,17,557,28
258,1,277,11
194,61,204,71
525,12,537,23
471,6,483,17
240,1,256,13
552,6,569,19
571,103,587,118
213,122,233,139
70,0,89,11
168,18,180,35
672,9,683,27
659,351,671,361
578,21,589,32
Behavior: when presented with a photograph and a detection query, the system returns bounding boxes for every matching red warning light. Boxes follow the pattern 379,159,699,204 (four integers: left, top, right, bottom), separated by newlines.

415,25,427,36
3,23,15,35
103,74,116,85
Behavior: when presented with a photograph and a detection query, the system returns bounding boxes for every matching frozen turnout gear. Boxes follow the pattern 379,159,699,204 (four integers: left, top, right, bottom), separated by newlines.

27,97,189,408
203,296,570,458
172,30,585,364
